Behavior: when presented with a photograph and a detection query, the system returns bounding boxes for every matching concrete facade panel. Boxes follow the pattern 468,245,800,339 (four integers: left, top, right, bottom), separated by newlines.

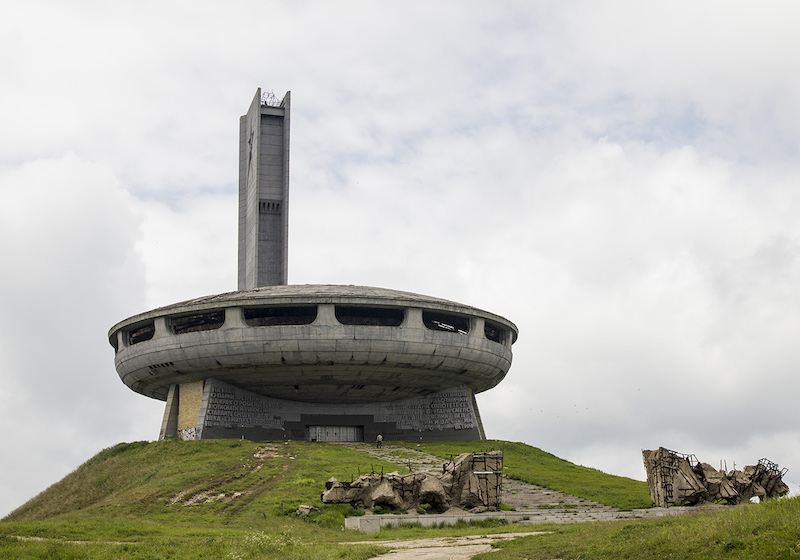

190,378,482,442
177,380,204,432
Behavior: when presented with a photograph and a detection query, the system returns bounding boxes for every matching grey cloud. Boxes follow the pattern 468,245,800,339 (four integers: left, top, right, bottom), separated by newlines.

3,0,800,516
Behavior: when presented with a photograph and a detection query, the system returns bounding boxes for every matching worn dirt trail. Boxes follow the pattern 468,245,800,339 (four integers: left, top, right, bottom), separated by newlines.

349,532,545,560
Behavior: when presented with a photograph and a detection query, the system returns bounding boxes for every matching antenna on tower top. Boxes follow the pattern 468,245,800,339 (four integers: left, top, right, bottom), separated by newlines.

260,89,281,107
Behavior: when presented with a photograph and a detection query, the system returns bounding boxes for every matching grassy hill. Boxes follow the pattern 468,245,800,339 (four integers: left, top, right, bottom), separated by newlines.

411,440,652,510
1,438,795,559
2,438,400,559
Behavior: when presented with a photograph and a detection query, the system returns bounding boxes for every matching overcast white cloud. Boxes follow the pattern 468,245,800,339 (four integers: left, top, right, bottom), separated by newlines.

2,0,800,517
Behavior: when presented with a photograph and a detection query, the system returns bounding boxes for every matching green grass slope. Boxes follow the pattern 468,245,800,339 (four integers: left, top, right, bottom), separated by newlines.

1,438,794,559
2,439,400,559
0,438,644,558
5,438,650,524
407,440,653,510
478,496,800,560
4,438,401,525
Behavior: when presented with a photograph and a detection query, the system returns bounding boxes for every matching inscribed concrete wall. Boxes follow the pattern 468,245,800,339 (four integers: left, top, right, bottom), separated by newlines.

193,378,484,441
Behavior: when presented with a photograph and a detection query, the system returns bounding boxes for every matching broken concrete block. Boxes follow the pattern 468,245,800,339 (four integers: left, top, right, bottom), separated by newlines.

643,448,789,507
321,451,503,513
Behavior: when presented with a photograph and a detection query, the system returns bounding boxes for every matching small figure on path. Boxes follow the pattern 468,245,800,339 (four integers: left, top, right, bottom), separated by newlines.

376,434,383,449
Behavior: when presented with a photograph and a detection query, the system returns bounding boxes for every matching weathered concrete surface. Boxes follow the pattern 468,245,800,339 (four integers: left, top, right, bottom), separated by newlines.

238,88,290,290
323,452,503,513
171,378,485,442
643,447,789,507
110,285,516,404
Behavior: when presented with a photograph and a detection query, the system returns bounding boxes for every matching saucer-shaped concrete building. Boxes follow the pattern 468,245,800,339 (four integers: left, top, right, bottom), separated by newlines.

109,90,517,442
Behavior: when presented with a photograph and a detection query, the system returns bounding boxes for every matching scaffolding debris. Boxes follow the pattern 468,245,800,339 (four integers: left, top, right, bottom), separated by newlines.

321,451,503,513
643,447,789,507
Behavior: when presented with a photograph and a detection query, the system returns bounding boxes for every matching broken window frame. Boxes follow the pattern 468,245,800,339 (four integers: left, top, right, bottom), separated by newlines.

168,311,225,335
125,321,155,345
484,320,509,344
422,311,470,335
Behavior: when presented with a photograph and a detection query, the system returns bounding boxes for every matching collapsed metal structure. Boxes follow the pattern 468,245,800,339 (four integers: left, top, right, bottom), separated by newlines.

643,447,789,507
321,451,503,513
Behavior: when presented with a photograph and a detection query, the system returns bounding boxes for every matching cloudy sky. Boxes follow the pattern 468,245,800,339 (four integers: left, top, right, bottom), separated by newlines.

2,0,800,517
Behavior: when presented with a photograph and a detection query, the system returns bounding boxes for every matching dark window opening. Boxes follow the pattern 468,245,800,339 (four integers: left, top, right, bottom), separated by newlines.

335,306,404,326
169,311,225,335
259,199,281,214
484,321,509,344
126,322,155,345
422,311,470,335
244,306,317,326
109,334,119,353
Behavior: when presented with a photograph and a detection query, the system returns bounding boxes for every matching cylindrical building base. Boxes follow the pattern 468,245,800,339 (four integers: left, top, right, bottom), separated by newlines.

160,378,485,442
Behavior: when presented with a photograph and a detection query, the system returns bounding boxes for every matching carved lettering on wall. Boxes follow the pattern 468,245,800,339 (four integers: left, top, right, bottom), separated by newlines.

376,388,476,430
203,386,283,429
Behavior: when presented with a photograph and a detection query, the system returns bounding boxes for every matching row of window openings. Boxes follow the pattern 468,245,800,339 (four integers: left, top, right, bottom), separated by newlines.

259,200,281,214
118,306,509,349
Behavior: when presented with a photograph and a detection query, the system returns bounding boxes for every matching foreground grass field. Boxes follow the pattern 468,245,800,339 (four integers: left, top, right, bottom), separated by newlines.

476,496,800,560
0,439,541,558
1,438,794,559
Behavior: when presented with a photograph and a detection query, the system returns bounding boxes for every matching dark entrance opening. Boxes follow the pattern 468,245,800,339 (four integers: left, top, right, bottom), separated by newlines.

306,425,364,442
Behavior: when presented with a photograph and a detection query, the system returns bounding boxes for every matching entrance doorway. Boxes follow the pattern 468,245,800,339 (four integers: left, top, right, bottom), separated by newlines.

307,425,364,442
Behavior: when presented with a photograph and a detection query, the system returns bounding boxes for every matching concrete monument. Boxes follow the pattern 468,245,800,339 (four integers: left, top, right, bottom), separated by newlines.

642,448,789,507
109,89,517,442
322,451,503,513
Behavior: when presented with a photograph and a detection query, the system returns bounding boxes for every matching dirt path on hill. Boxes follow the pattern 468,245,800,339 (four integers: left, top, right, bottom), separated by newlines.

348,532,545,559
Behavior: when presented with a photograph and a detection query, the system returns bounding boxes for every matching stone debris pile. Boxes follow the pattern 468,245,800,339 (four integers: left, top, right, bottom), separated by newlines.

643,447,789,507
322,451,502,513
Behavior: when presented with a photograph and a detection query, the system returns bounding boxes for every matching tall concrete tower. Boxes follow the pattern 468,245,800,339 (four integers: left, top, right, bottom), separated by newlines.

110,89,517,443
238,89,291,289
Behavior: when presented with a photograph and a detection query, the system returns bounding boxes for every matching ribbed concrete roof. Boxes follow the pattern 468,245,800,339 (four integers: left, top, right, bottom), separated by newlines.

110,284,518,340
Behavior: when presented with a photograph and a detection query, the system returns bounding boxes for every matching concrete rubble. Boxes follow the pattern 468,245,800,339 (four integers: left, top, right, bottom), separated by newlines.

296,504,319,516
643,447,789,507
322,452,502,512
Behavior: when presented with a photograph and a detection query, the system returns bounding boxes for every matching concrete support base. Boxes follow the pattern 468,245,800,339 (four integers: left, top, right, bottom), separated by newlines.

159,378,485,442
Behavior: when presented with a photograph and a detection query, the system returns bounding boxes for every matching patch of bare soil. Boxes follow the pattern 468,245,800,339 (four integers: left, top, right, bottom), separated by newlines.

349,532,546,560
167,444,292,508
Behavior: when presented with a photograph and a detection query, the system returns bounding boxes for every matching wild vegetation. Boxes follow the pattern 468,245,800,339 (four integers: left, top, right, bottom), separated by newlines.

1,438,794,559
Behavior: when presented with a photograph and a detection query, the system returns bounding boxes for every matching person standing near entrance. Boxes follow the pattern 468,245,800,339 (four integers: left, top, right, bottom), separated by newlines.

376,434,383,449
